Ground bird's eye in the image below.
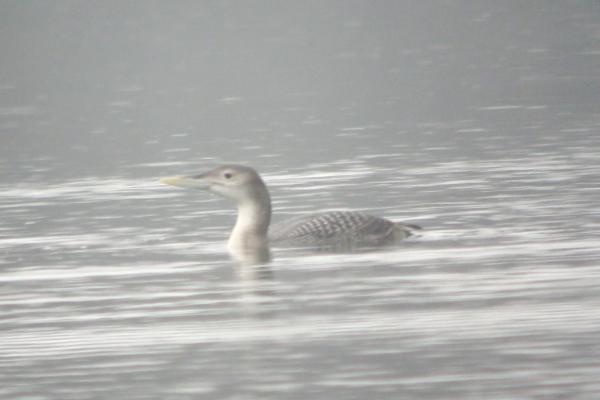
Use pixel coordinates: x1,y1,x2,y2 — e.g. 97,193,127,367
224,172,233,179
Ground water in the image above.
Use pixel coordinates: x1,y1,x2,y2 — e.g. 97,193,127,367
2,2,600,399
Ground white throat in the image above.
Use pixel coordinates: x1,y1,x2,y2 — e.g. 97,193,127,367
227,200,271,264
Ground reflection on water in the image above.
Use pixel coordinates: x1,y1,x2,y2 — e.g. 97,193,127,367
2,145,600,398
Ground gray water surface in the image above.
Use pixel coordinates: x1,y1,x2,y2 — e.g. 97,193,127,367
2,2,600,399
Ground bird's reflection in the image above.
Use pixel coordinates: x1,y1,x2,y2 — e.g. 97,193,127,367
234,262,273,281
232,258,281,318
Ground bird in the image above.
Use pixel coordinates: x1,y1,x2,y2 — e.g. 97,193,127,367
160,165,420,264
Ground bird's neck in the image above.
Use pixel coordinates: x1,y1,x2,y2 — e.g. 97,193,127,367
228,194,272,264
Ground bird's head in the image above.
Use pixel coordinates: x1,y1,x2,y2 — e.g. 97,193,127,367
160,164,268,204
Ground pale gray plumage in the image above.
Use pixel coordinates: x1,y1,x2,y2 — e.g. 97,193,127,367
160,165,420,262
270,211,418,250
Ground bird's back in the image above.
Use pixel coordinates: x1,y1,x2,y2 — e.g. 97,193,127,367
269,211,418,250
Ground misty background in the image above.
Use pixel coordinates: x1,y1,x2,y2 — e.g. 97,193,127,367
2,1,598,179
2,2,600,399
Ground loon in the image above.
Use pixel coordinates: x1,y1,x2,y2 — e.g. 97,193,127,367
160,165,420,264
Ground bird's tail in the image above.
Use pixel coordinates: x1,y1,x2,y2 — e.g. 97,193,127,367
393,222,422,239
